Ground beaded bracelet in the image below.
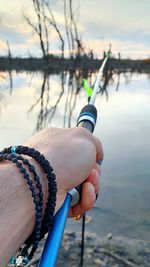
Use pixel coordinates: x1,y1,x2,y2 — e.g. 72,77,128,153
16,146,56,238
15,154,44,248
3,145,57,239
0,145,57,266
11,154,44,252
0,153,41,264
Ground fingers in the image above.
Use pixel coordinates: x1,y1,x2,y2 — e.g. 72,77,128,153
86,168,100,194
94,136,104,162
68,182,95,218
68,168,100,218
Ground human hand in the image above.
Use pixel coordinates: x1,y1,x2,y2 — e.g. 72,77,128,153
25,127,103,217
0,127,103,265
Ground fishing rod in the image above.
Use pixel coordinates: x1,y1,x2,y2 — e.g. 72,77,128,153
80,51,111,267
39,51,110,267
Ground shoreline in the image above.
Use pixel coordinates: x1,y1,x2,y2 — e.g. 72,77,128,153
27,231,150,267
0,57,150,73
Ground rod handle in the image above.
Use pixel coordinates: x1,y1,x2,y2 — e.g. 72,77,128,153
69,104,97,206
77,104,97,133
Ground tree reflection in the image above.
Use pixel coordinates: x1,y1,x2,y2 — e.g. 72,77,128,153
64,70,83,128
0,69,149,132
28,73,50,131
28,70,81,131
0,69,123,130
0,71,13,115
28,68,119,131
0,71,13,94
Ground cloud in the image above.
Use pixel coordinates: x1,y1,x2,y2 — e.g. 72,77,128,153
82,16,150,44
85,38,150,59
0,0,149,58
80,0,150,51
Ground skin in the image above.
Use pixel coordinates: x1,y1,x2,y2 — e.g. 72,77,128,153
0,127,103,265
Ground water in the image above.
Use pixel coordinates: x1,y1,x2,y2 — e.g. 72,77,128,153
0,71,150,241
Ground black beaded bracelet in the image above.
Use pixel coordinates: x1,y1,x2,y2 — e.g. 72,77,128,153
14,154,44,248
0,145,57,266
8,145,57,239
0,153,42,263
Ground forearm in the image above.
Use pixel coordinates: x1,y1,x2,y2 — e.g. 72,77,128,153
0,156,55,266
0,162,35,264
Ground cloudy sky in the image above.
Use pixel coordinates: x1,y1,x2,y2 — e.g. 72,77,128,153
0,0,150,59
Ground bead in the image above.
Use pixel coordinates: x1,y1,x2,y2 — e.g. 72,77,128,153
23,256,29,265
29,165,35,172
20,167,26,174
9,256,16,264
11,146,17,155
16,162,22,168
23,158,28,164
16,256,23,266
35,218,41,224
12,158,17,163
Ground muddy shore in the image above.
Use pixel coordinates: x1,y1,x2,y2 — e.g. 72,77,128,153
27,231,150,267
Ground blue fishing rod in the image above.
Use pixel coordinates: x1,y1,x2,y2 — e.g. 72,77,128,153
39,52,110,267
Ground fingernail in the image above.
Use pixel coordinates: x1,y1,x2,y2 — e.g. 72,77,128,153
97,159,103,166
89,183,95,201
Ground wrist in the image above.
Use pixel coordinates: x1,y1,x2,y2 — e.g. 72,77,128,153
0,163,35,264
0,145,57,264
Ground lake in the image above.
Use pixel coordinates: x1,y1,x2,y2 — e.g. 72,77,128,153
0,70,150,241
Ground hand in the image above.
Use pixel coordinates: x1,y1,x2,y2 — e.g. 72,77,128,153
0,127,103,264
25,127,103,216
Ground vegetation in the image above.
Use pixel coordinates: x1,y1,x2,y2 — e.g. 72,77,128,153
0,55,150,73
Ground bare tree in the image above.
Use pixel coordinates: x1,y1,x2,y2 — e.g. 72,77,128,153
6,41,13,93
25,0,84,60
25,0,65,59
69,0,85,58
24,0,49,58
41,0,49,56
68,0,75,58
64,0,85,59
64,0,72,58
43,1,65,59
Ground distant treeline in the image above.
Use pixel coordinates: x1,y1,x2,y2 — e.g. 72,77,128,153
0,56,150,73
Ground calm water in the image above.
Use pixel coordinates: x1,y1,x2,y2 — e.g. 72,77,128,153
0,71,150,241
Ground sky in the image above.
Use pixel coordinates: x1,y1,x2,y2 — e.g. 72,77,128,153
0,0,150,59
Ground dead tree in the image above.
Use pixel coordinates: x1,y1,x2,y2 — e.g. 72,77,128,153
64,0,85,59
24,0,49,58
25,0,84,60
64,0,72,58
25,0,65,59
68,0,75,58
6,41,13,93
69,0,85,58
44,1,65,59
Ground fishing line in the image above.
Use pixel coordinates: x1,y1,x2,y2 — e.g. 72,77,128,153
80,214,85,267
80,50,111,267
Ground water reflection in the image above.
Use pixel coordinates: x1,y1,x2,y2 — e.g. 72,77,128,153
0,70,150,241
28,69,125,130
26,69,121,131
28,72,51,131
0,71,13,94
36,70,83,130
0,70,149,132
0,71,13,115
